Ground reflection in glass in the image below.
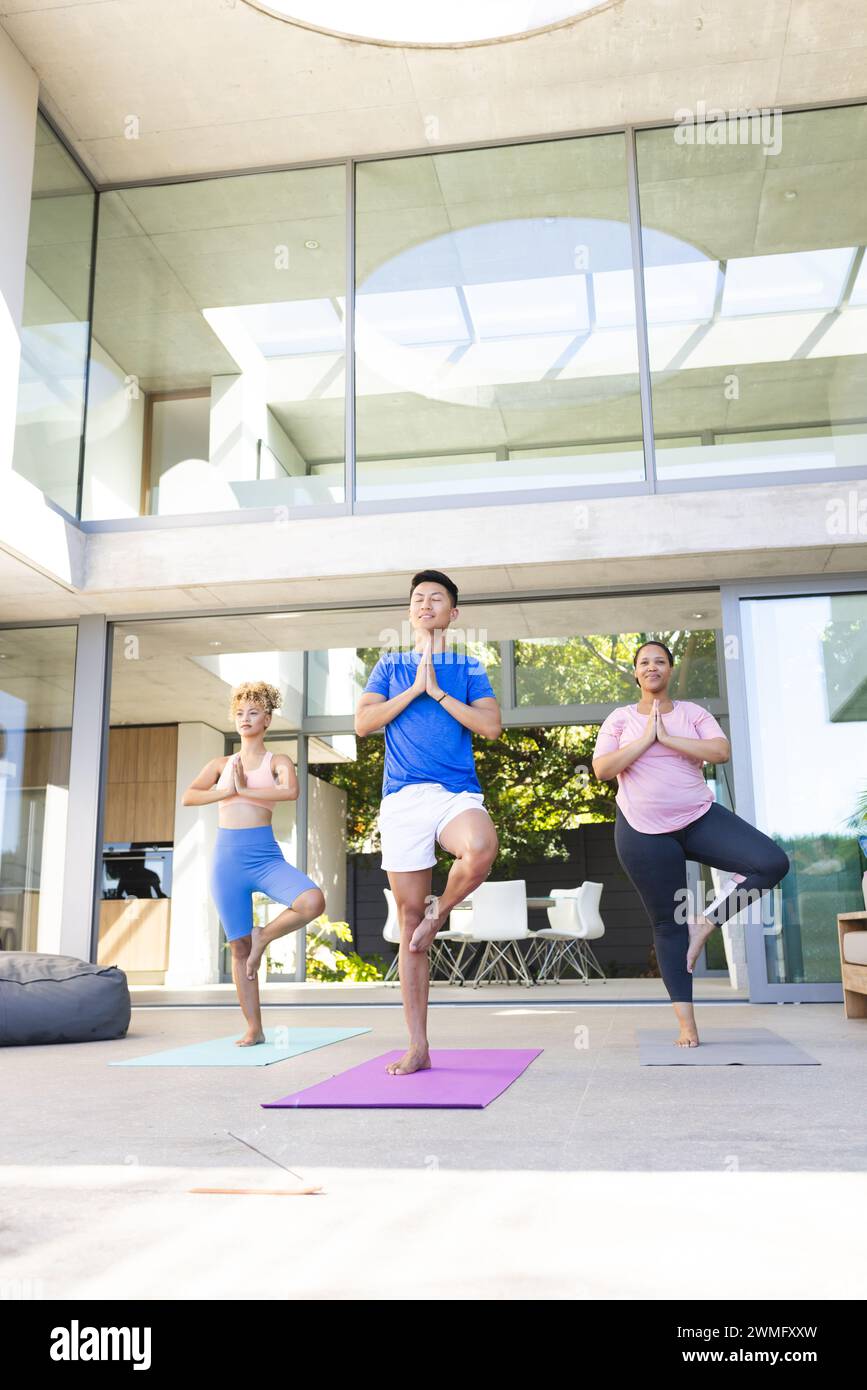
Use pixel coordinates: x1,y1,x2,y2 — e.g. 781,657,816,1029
741,592,867,984
515,628,719,706
12,117,96,515
82,167,346,519
355,137,644,500
307,649,377,718
0,626,76,953
636,108,867,481
307,639,502,715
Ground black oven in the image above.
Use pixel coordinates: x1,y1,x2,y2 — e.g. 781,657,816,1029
102,844,173,899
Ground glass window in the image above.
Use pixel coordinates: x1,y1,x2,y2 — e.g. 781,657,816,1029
513,596,721,706
82,167,346,519
636,106,867,481
0,625,77,952
12,117,96,515
740,591,867,984
104,616,305,986
354,135,645,501
307,637,502,717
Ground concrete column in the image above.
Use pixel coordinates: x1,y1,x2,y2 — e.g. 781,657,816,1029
166,722,224,987
37,783,69,954
308,773,347,924
60,614,109,962
0,29,38,474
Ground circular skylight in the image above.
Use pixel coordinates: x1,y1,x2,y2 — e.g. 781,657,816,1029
244,1,610,46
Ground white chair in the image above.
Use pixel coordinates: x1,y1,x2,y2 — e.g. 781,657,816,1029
381,888,401,982
533,883,608,984
532,890,586,983
436,902,475,984
448,881,533,988
380,887,469,984
571,881,607,981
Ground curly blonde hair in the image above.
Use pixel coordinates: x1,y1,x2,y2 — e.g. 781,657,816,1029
228,681,282,720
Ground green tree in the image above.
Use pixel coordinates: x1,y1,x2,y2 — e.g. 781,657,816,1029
316,628,718,870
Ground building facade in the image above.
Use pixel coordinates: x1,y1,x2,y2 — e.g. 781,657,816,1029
1,13,865,1003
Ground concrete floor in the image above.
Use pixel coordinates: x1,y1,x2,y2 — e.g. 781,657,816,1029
2,983,866,1300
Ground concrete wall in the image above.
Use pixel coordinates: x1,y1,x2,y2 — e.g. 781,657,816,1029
80,477,867,612
0,28,38,476
308,773,347,924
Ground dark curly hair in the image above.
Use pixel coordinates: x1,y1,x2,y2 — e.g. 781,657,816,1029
632,641,674,687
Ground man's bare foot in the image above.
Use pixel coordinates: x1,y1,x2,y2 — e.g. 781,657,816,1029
686,916,717,974
674,1025,700,1048
236,1028,266,1046
386,1045,431,1075
409,896,441,953
246,925,268,979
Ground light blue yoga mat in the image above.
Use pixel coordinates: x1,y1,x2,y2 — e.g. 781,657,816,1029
110,1026,371,1067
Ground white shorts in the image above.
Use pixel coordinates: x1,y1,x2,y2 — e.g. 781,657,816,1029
378,781,488,872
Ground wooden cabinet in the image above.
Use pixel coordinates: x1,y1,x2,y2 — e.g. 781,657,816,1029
98,899,171,983
104,726,177,843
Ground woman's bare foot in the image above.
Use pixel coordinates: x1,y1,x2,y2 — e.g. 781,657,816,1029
386,1045,431,1075
672,1002,699,1047
236,1028,266,1046
409,897,440,953
686,916,717,974
246,925,268,980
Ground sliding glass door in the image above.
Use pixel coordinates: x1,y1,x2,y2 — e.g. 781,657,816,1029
725,580,867,1000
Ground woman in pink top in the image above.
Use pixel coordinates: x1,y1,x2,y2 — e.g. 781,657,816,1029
182,681,324,1047
593,642,789,1048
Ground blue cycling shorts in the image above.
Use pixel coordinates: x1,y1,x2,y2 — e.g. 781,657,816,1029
210,825,319,942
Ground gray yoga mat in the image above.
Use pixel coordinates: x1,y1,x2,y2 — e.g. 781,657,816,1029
636,1027,820,1066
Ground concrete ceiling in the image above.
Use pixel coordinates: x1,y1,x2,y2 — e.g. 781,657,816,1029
3,0,866,184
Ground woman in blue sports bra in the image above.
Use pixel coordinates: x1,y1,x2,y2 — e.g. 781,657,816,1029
181,680,324,1046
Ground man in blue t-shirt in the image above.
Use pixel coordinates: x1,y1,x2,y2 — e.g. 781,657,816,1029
355,568,502,1076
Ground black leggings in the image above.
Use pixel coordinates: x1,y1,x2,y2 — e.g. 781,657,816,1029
614,802,790,1003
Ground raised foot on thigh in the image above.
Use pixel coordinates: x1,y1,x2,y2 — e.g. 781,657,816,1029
245,925,268,979
409,900,440,953
386,1045,431,1075
686,917,717,974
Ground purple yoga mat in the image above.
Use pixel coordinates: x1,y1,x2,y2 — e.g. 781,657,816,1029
261,1048,543,1109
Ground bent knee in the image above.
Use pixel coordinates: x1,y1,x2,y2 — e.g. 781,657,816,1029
462,839,498,870
767,850,790,884
297,887,326,917
396,903,426,931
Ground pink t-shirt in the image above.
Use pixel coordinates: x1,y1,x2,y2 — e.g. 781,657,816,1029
593,700,726,834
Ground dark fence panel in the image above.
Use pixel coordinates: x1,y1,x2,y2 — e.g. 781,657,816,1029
349,822,654,977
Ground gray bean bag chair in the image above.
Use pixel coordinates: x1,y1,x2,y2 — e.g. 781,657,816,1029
0,953,130,1046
